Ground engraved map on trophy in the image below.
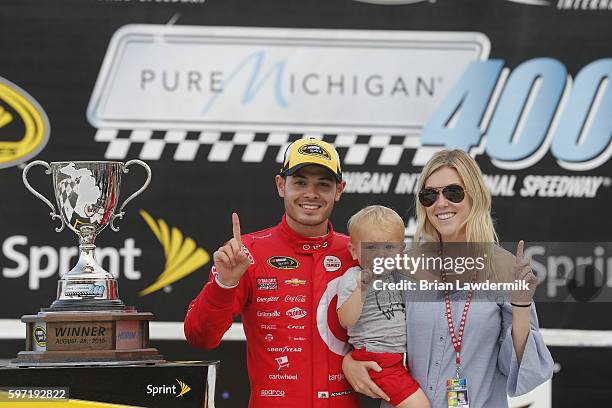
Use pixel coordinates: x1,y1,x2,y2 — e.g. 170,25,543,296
57,163,106,226
12,160,164,366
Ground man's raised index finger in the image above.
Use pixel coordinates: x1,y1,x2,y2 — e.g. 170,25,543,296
232,212,243,244
516,240,524,264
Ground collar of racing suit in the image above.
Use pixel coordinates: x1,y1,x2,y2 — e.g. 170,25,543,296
279,213,336,255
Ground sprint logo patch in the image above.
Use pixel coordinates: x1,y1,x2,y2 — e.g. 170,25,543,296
146,378,191,398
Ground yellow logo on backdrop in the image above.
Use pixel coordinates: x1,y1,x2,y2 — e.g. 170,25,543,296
176,379,191,398
139,210,210,296
0,77,49,169
0,106,12,128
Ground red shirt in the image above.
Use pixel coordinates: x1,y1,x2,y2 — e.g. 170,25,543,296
184,214,359,407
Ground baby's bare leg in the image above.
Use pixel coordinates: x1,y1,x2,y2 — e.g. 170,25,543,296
395,387,430,408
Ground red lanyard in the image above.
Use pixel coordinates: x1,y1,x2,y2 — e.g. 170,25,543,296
440,271,475,370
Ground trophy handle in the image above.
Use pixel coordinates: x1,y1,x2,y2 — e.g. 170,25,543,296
110,159,151,232
22,160,66,233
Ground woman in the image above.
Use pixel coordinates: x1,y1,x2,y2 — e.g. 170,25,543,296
342,149,553,408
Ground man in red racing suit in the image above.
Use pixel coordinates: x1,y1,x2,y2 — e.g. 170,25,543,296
184,139,360,407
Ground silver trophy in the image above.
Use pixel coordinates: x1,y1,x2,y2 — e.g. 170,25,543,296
23,160,151,310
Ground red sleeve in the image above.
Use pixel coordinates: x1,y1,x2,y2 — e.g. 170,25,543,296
183,264,251,350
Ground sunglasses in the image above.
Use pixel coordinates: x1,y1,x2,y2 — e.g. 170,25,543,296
418,184,465,207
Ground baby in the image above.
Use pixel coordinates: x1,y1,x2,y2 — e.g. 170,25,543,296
337,205,430,408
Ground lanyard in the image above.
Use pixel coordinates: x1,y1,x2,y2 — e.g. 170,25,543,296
441,270,475,378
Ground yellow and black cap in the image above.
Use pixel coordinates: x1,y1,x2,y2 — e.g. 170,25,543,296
279,138,342,182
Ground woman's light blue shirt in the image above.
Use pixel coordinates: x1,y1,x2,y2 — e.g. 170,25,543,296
381,288,554,408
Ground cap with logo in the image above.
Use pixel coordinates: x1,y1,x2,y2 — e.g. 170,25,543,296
279,138,342,182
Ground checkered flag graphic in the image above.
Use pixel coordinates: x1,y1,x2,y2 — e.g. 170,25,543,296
94,129,442,166
57,178,79,221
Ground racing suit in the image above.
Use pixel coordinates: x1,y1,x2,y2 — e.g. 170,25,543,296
184,214,359,407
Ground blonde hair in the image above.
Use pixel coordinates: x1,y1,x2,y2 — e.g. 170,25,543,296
347,205,405,239
413,150,498,244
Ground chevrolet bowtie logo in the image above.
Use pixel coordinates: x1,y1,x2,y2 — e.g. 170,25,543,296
285,278,306,286
176,379,191,398
139,210,210,296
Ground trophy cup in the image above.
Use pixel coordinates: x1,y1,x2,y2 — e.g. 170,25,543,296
12,160,164,366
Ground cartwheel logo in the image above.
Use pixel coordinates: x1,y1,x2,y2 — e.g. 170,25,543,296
139,210,210,295
275,355,289,370
0,76,49,169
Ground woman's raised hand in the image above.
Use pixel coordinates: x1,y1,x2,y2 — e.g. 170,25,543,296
512,240,537,304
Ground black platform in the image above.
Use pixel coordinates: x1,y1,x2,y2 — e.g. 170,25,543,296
0,360,218,407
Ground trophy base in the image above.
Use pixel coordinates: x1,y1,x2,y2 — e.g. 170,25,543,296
12,350,164,367
12,309,164,367
46,298,126,311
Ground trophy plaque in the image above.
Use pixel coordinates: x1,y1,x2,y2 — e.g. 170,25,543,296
12,160,164,366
